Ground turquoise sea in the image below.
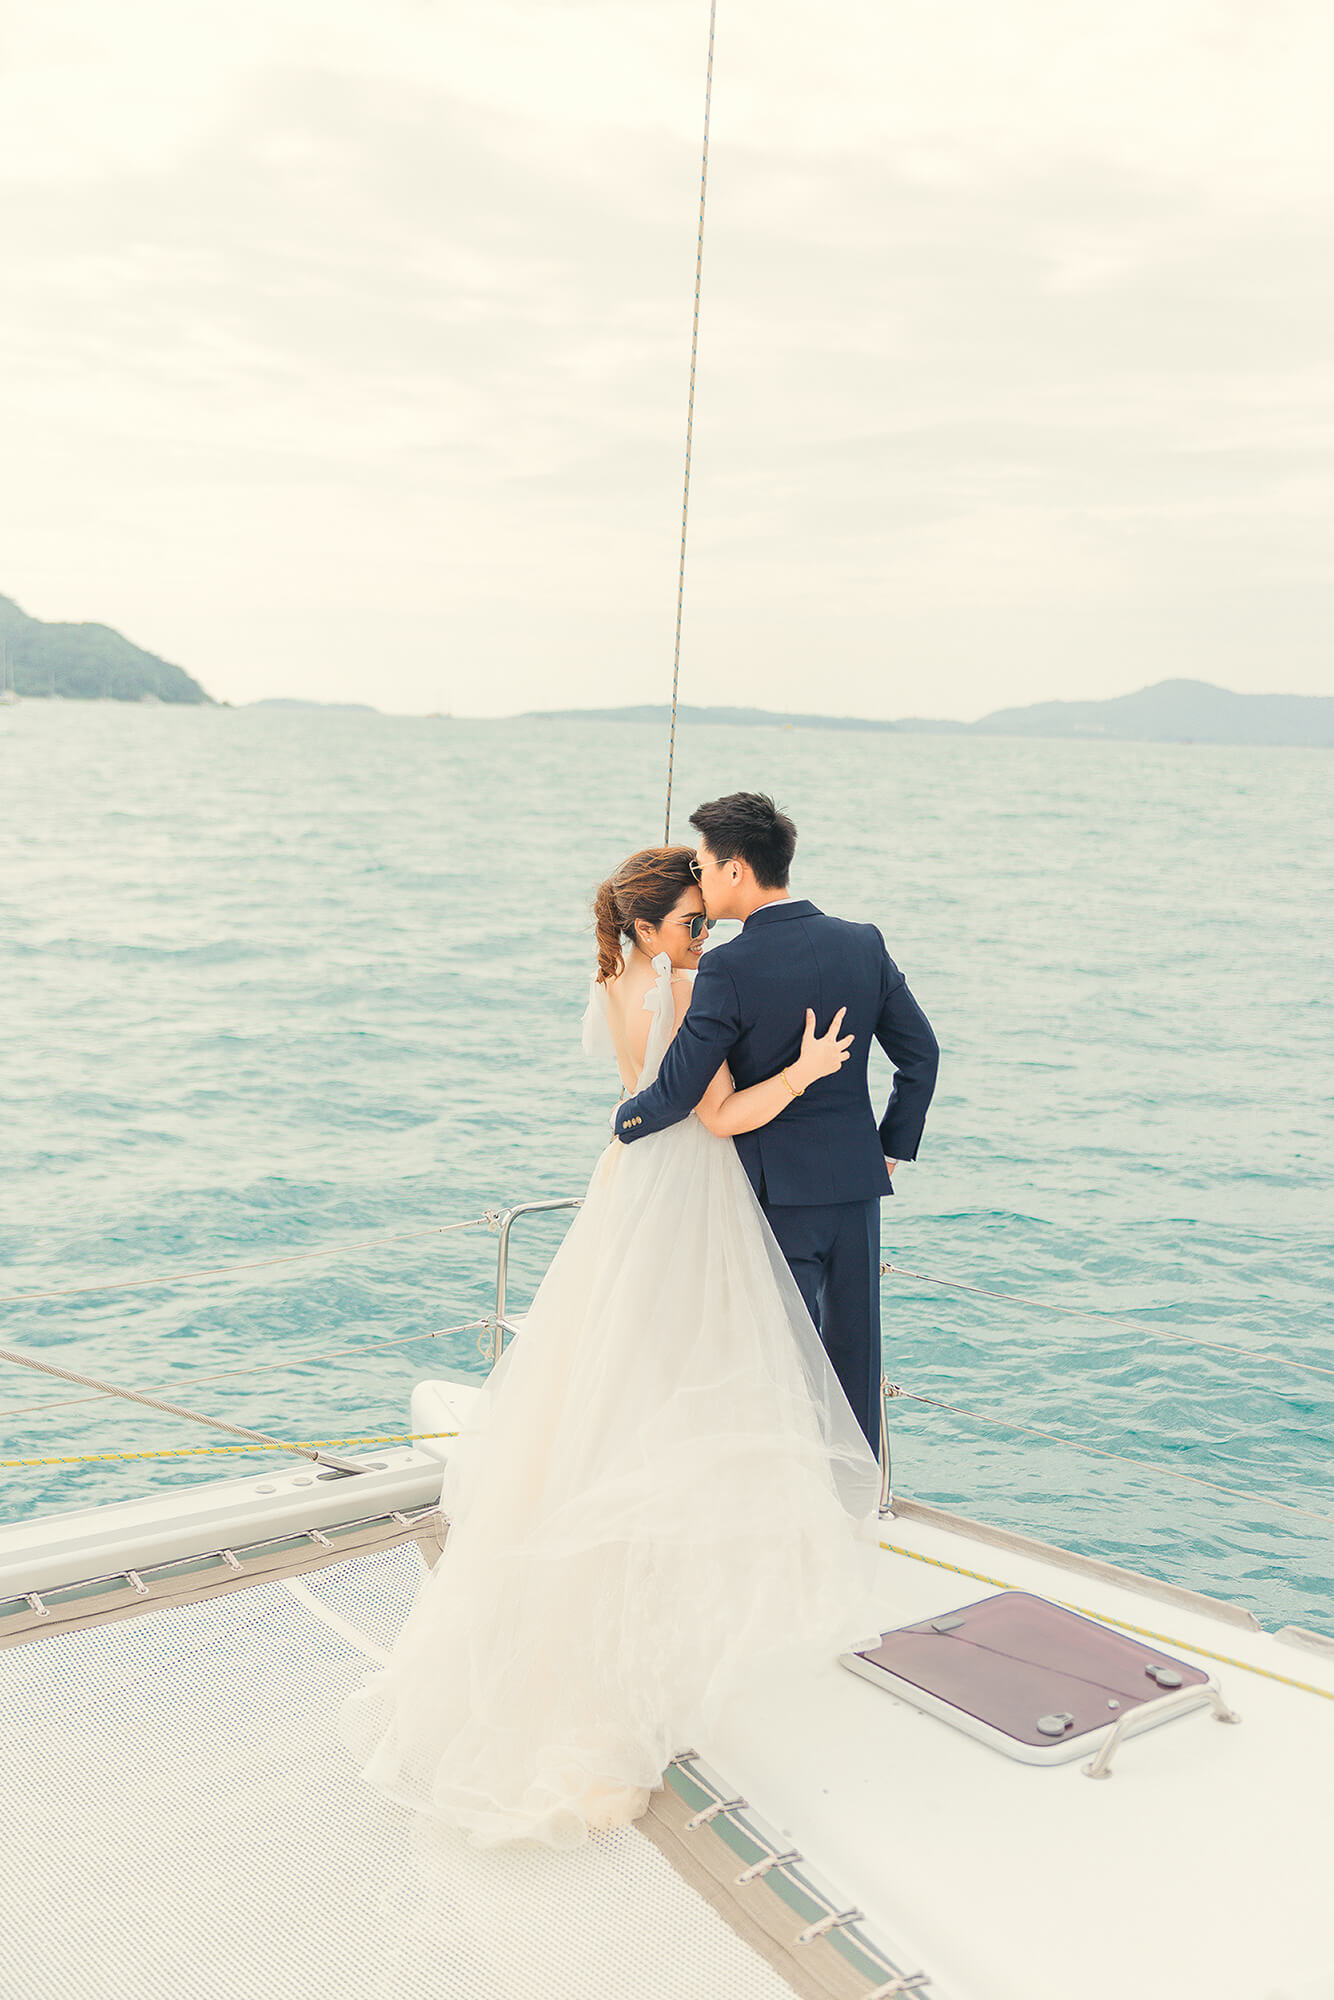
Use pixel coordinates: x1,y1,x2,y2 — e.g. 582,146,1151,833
2,701,1331,1634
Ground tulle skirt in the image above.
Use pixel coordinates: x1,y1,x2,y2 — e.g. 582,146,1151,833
337,1115,883,1850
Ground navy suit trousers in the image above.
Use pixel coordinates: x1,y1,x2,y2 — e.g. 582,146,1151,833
760,1196,882,1452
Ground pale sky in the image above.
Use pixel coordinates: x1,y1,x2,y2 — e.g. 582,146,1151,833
1,0,1331,718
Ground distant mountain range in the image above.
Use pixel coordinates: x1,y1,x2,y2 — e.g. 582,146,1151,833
0,593,211,703
947,680,1334,747
526,703,899,734
4,585,1328,747
527,681,1333,748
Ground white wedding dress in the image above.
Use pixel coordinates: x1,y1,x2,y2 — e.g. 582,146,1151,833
338,952,883,1850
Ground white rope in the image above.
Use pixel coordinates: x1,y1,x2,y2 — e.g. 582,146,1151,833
0,1339,332,1464
898,1387,1334,1529
280,1576,393,1664
0,1215,495,1308
663,0,717,844
882,1259,1334,1387
0,1318,491,1424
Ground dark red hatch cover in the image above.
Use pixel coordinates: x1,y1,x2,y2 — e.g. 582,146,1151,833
846,1592,1211,1750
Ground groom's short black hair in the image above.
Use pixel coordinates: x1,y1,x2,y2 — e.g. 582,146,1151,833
689,792,796,890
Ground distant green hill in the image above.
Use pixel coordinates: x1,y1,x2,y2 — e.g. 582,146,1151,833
0,593,212,703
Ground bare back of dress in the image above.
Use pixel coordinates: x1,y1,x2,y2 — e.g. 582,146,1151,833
581,948,679,1093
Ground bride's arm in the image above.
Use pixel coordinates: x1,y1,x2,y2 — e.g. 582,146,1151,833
693,1008,853,1136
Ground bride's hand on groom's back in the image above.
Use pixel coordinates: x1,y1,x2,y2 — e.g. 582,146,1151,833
792,1006,854,1091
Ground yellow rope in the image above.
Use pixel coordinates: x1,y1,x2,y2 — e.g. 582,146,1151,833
877,1537,1334,1703
14,1427,1330,1703
9,1434,1329,1702
1,1431,459,1470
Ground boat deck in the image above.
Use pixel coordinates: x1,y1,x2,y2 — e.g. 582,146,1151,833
712,1497,1334,2000
2,1373,1331,2000
412,1375,1334,2000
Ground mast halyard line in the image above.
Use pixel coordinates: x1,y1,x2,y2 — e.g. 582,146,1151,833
664,0,717,845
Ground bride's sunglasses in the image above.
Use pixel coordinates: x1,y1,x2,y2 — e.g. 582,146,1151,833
670,913,716,943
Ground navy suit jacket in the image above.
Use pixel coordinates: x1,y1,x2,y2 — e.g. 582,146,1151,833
613,900,939,1205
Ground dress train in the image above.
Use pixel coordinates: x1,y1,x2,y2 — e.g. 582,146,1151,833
338,954,883,1848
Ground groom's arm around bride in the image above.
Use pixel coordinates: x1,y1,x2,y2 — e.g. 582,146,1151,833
614,792,938,1447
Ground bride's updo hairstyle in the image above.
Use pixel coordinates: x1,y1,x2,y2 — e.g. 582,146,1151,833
592,846,697,983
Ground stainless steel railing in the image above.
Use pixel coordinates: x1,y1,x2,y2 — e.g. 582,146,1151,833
488,1197,896,1518
490,1200,585,1363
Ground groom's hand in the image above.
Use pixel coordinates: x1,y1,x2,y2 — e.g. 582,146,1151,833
885,1158,898,1178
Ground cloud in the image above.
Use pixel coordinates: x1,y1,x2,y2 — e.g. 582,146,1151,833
0,2,1331,715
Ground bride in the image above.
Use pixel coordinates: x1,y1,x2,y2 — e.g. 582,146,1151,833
338,845,884,1850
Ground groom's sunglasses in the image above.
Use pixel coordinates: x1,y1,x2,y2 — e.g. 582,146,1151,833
672,913,716,942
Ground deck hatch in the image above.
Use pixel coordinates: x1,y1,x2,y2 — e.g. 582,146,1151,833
842,1591,1214,1765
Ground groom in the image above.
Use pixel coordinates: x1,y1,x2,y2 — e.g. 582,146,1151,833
614,792,939,1450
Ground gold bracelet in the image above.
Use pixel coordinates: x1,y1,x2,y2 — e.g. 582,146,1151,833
781,1068,804,1099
